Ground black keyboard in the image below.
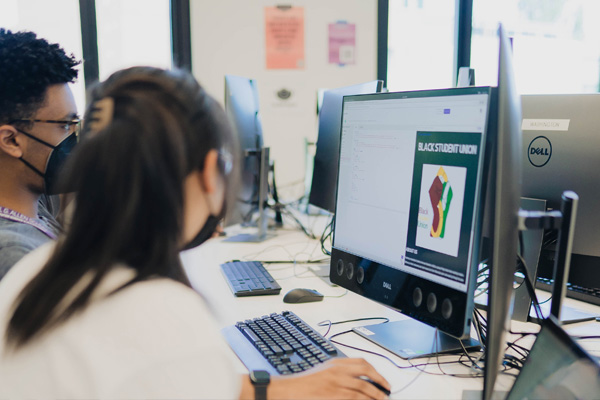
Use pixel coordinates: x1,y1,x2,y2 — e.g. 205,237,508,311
222,311,345,375
221,261,282,297
536,277,600,306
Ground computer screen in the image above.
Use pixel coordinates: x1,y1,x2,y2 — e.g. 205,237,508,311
507,316,600,399
331,87,491,343
224,75,264,227
309,80,383,213
521,94,600,289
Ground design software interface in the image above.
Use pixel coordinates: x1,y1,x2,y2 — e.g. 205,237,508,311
334,92,489,292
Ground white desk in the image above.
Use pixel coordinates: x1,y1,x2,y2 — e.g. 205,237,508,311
181,222,600,399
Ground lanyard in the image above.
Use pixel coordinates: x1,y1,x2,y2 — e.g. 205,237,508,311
0,206,58,240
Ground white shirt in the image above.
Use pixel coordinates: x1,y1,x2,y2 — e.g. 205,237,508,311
0,243,240,399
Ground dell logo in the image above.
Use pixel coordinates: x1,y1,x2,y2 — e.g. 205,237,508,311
383,282,392,290
530,147,549,156
527,136,552,167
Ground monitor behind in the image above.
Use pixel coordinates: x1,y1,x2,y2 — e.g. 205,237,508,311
224,75,264,229
309,80,383,213
521,94,600,288
224,75,263,151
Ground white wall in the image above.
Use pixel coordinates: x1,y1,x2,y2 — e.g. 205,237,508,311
190,0,378,199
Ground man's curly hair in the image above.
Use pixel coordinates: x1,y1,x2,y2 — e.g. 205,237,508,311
0,29,80,125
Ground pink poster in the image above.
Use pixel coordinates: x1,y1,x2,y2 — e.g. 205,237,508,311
265,6,305,69
329,22,356,65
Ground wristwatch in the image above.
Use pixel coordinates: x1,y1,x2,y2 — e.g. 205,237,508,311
249,370,270,400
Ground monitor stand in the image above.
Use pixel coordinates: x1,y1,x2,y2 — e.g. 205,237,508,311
528,301,596,325
352,319,480,360
225,147,275,243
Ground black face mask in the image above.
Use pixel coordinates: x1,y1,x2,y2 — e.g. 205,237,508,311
182,201,227,251
182,150,232,251
17,129,77,195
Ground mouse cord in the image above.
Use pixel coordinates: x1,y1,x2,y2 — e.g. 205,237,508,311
322,290,349,299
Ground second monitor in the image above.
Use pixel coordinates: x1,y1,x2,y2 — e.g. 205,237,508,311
521,94,600,291
309,80,383,213
224,75,271,242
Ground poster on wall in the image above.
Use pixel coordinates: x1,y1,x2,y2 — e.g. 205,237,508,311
265,6,305,69
329,21,356,65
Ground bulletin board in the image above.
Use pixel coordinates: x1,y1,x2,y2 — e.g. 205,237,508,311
190,0,378,195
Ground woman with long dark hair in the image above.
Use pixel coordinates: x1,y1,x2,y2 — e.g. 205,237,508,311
0,67,389,399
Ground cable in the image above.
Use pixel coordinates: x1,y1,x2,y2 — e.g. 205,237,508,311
316,317,390,337
517,231,544,320
318,320,333,337
327,327,488,380
323,290,348,299
573,335,600,340
328,330,414,369
391,336,432,395
317,317,390,327
258,259,330,264
272,203,317,239
320,215,334,256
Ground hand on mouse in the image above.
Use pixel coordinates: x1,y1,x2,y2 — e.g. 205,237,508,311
239,358,390,399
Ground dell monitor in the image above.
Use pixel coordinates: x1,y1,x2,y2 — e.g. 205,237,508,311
309,80,384,212
224,75,270,241
330,85,492,357
330,24,522,399
521,94,600,290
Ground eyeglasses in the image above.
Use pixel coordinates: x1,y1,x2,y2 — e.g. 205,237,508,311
10,118,82,138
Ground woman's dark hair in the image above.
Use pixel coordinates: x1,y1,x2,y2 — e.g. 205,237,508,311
6,67,239,348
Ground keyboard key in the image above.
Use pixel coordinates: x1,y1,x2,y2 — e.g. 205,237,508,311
242,328,260,343
281,344,293,354
271,345,284,356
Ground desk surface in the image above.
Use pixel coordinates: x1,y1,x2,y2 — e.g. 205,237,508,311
180,220,600,399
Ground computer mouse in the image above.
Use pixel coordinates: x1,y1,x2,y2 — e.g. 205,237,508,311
283,288,324,304
359,376,391,397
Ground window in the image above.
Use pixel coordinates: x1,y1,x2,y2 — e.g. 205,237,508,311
95,0,171,80
471,0,600,93
0,0,86,113
387,0,457,91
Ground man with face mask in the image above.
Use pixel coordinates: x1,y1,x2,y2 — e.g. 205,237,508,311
0,29,80,279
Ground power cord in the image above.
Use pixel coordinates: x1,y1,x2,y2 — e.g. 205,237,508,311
316,317,390,337
269,203,317,239
320,215,335,256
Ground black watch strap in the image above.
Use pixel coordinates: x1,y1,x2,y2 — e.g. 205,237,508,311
250,370,270,400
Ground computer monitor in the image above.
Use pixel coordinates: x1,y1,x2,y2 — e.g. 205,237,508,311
223,75,270,241
330,85,492,357
521,94,600,289
309,80,384,213
482,24,523,400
